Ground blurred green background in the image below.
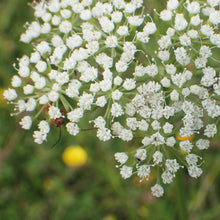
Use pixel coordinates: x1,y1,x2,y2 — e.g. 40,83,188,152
0,0,220,219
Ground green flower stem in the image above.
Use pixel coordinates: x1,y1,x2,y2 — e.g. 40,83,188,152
156,166,161,184
175,170,188,220
59,94,73,112
33,103,47,119
104,98,113,124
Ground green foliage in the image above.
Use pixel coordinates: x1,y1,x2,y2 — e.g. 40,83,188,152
0,0,220,219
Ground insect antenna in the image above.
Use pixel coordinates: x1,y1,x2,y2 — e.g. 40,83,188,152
51,126,62,148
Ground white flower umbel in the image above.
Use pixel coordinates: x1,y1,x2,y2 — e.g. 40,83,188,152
5,0,220,198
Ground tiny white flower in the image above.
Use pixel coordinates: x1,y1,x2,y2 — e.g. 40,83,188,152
48,106,62,119
135,149,147,161
59,20,72,33
114,152,128,164
204,124,217,138
66,122,80,136
186,154,200,166
111,103,124,117
11,75,22,87
19,116,32,130
120,165,133,179
33,131,47,144
97,128,112,141
188,165,202,178
3,88,17,101
151,184,164,197
163,122,173,134
38,120,50,134
196,139,210,150
179,140,193,153
162,171,174,184
137,165,151,180
153,151,163,165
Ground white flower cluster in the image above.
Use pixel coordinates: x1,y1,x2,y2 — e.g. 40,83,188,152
4,0,220,197
114,0,220,197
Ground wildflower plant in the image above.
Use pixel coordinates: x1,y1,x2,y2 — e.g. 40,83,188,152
4,0,220,197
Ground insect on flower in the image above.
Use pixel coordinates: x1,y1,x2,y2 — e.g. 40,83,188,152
50,118,64,148
134,156,142,162
44,102,66,148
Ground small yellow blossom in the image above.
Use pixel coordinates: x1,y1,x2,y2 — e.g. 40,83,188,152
176,132,194,141
62,145,88,167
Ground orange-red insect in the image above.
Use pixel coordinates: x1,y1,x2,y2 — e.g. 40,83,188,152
43,102,66,148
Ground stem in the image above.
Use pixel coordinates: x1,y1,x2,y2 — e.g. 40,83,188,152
59,94,73,112
175,170,188,220
33,103,47,119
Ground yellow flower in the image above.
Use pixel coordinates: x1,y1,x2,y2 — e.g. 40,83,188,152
176,132,194,141
62,145,88,167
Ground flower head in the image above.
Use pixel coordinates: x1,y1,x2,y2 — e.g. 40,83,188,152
5,0,220,197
